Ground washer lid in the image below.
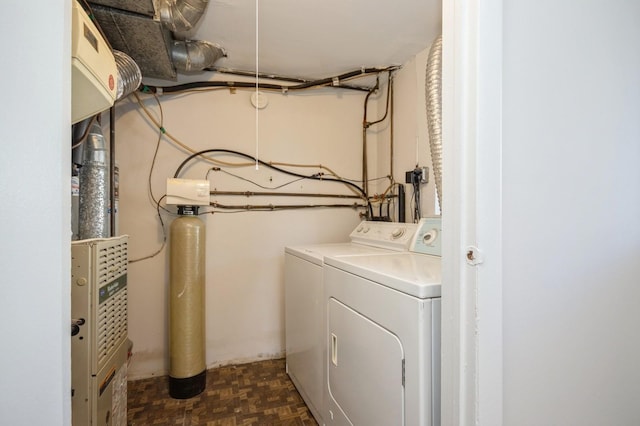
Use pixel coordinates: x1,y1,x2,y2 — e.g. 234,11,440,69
285,243,394,265
324,252,442,298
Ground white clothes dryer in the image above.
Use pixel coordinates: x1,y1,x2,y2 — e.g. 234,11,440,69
284,221,419,425
322,217,442,426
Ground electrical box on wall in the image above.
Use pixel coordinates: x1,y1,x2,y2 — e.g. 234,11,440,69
405,167,429,185
166,178,211,206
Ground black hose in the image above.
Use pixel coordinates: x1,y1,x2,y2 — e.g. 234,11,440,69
204,67,371,91
146,67,399,94
173,148,373,217
361,88,375,196
366,71,393,127
398,184,406,223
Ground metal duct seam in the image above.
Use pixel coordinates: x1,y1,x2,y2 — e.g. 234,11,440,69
425,35,443,212
158,0,209,33
171,40,226,73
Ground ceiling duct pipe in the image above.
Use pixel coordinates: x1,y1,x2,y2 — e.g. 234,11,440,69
158,0,209,33
171,40,226,72
425,35,443,212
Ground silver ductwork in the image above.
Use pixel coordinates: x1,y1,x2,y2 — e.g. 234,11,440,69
89,0,225,79
425,35,443,212
157,0,210,33
113,50,142,100
171,40,226,72
79,123,110,239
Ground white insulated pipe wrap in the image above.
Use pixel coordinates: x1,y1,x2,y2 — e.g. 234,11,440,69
169,215,206,379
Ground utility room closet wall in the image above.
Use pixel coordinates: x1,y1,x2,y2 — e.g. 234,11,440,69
115,80,382,379
375,47,439,220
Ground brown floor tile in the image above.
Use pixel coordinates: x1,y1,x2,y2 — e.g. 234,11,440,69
128,358,318,426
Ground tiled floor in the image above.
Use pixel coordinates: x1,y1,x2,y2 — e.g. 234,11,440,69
127,358,319,425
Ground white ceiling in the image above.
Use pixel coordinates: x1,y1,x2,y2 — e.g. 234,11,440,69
186,0,442,80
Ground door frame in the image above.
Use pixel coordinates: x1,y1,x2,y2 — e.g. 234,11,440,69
441,0,504,424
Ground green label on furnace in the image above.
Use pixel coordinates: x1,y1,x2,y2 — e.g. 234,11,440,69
99,275,127,304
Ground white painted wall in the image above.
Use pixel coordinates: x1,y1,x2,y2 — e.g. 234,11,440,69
117,53,442,378
444,0,640,424
0,2,71,425
376,47,440,220
116,83,383,378
500,1,640,424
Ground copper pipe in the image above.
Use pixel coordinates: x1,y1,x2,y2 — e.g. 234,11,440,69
209,202,365,211
210,190,361,198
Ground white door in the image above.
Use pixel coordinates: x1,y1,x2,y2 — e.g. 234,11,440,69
327,298,404,426
442,0,640,424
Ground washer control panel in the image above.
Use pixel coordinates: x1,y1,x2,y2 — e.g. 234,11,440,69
411,217,442,256
349,221,419,250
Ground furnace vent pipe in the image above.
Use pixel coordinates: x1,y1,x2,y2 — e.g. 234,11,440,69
158,0,209,33
78,122,109,239
425,35,443,212
171,40,226,73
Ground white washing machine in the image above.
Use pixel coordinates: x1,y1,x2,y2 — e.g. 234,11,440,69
323,217,442,426
285,221,419,425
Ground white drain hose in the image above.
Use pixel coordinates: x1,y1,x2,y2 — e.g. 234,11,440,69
425,35,443,212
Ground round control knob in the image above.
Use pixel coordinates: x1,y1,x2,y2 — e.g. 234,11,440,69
423,229,438,246
362,226,370,233
391,228,405,239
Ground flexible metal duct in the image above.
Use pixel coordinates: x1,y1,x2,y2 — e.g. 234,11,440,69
71,117,93,166
171,40,226,72
113,50,142,100
79,123,110,239
71,117,94,240
425,35,443,212
158,0,209,33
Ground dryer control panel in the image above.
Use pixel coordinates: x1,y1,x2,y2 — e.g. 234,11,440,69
412,217,442,256
349,221,418,251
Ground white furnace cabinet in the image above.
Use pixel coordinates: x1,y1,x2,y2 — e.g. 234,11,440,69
71,236,129,426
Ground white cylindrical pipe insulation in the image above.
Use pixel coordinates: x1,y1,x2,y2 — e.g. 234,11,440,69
169,208,206,399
